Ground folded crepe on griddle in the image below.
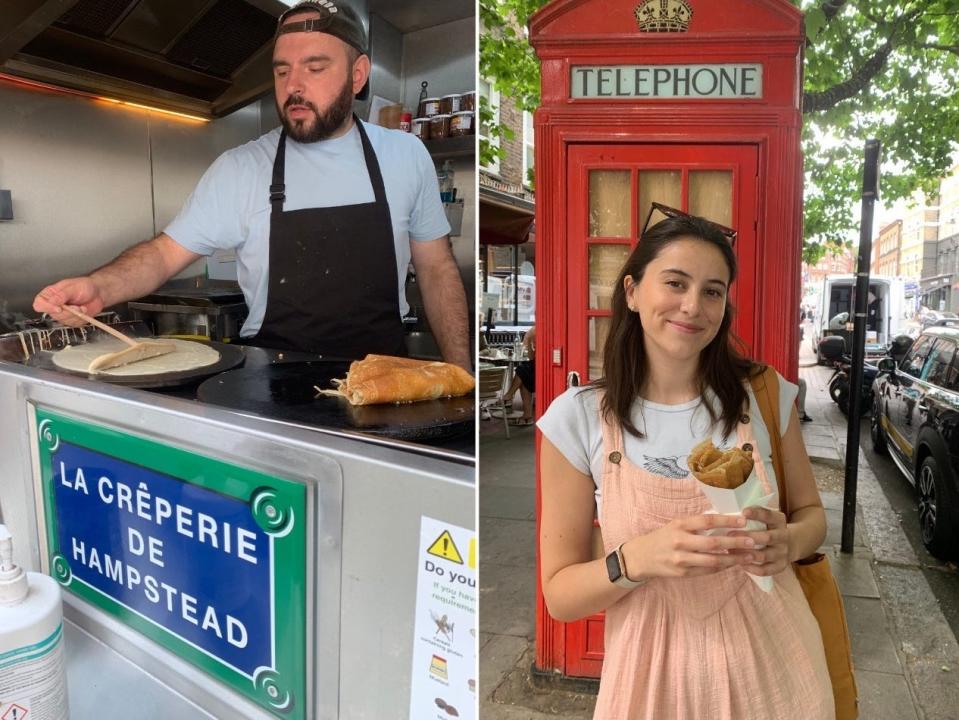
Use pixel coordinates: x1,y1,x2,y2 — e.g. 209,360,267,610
321,354,475,405
344,354,438,384
687,439,754,490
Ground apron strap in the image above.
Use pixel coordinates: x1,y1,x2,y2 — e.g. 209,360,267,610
354,117,388,206
270,129,288,212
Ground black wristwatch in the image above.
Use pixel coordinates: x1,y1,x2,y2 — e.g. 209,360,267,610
605,543,647,589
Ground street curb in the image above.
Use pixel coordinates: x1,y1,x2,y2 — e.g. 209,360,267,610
810,454,844,471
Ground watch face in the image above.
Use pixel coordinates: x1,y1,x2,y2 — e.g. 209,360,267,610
605,550,622,583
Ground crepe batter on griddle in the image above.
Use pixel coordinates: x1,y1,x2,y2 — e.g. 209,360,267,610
52,338,220,376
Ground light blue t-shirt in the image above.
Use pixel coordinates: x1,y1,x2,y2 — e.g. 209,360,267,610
164,121,450,337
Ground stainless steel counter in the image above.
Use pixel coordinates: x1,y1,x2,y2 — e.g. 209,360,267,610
0,361,475,719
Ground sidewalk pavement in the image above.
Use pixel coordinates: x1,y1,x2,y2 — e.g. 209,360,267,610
480,346,959,719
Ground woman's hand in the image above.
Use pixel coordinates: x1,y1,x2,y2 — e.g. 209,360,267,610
734,506,791,575
622,514,758,580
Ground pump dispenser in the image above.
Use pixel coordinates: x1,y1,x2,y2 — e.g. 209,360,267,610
0,524,69,719
0,526,29,605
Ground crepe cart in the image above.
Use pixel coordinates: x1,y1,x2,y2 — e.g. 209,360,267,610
0,320,476,718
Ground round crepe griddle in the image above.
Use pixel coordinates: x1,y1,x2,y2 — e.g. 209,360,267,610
27,340,245,388
196,361,475,441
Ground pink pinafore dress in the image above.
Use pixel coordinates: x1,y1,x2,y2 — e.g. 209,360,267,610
593,405,834,719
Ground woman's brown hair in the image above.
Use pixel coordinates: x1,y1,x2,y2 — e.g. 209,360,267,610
592,214,760,440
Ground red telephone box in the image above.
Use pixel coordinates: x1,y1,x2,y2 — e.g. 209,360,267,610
530,0,805,678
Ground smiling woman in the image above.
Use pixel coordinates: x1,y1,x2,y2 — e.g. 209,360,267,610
606,214,745,439
535,211,836,719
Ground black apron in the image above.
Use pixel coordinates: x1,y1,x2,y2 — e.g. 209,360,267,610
250,117,407,358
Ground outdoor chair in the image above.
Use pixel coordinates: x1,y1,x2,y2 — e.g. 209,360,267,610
478,365,510,438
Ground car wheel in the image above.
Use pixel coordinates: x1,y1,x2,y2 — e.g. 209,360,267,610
917,455,957,559
870,399,887,455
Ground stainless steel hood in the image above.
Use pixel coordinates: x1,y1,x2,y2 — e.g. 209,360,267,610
0,0,290,119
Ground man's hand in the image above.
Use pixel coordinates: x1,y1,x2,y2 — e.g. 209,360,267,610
34,278,105,326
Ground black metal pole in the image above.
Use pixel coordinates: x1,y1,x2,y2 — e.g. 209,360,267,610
841,139,881,553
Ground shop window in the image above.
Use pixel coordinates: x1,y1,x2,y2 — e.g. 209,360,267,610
523,111,534,188
482,243,536,327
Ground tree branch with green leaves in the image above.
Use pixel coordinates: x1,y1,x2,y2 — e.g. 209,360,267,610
480,0,959,265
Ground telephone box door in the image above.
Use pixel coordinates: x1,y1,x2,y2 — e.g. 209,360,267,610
559,142,759,677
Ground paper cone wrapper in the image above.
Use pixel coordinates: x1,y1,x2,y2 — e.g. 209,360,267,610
696,469,776,593
696,467,766,513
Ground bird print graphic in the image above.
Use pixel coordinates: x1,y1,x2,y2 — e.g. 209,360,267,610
642,455,689,479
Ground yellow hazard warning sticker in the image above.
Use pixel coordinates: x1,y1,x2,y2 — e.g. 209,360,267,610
427,530,463,564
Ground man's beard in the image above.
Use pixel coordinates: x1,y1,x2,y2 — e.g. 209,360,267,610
277,76,355,143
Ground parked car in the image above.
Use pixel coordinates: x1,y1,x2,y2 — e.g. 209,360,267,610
920,310,959,329
871,327,959,559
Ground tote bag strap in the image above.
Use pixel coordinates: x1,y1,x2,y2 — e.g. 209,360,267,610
748,366,790,514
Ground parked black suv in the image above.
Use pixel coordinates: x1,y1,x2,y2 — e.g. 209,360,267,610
871,327,959,559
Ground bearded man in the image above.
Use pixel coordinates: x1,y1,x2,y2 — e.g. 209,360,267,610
34,1,470,369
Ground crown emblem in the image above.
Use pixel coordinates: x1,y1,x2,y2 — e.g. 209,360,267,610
634,0,693,32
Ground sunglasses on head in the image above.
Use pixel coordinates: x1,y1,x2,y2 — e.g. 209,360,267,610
641,202,738,246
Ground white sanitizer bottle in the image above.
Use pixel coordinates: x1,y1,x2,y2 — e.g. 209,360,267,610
0,524,69,719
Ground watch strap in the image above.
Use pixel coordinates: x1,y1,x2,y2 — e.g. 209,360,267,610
607,543,647,589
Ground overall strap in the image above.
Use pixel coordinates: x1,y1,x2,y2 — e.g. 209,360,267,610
749,366,789,513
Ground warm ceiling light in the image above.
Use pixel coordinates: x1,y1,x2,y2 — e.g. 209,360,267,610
0,72,210,123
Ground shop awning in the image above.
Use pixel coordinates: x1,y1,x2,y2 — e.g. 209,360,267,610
480,186,535,245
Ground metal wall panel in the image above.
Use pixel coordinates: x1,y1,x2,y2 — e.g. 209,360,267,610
361,13,403,121
0,83,153,316
0,82,261,318
401,17,475,107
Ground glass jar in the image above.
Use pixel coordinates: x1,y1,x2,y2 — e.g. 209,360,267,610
429,114,451,139
459,91,476,112
411,117,430,140
449,111,474,136
439,94,461,115
417,97,441,118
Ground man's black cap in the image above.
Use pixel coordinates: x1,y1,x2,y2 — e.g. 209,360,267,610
276,1,370,100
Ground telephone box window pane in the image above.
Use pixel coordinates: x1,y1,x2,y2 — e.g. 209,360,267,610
589,245,630,309
638,170,681,232
689,171,733,227
589,317,611,380
589,170,631,237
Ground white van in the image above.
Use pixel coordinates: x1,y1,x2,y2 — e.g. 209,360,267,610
812,274,907,361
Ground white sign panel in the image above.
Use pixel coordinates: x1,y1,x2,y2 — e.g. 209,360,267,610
571,64,763,99
409,517,477,720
